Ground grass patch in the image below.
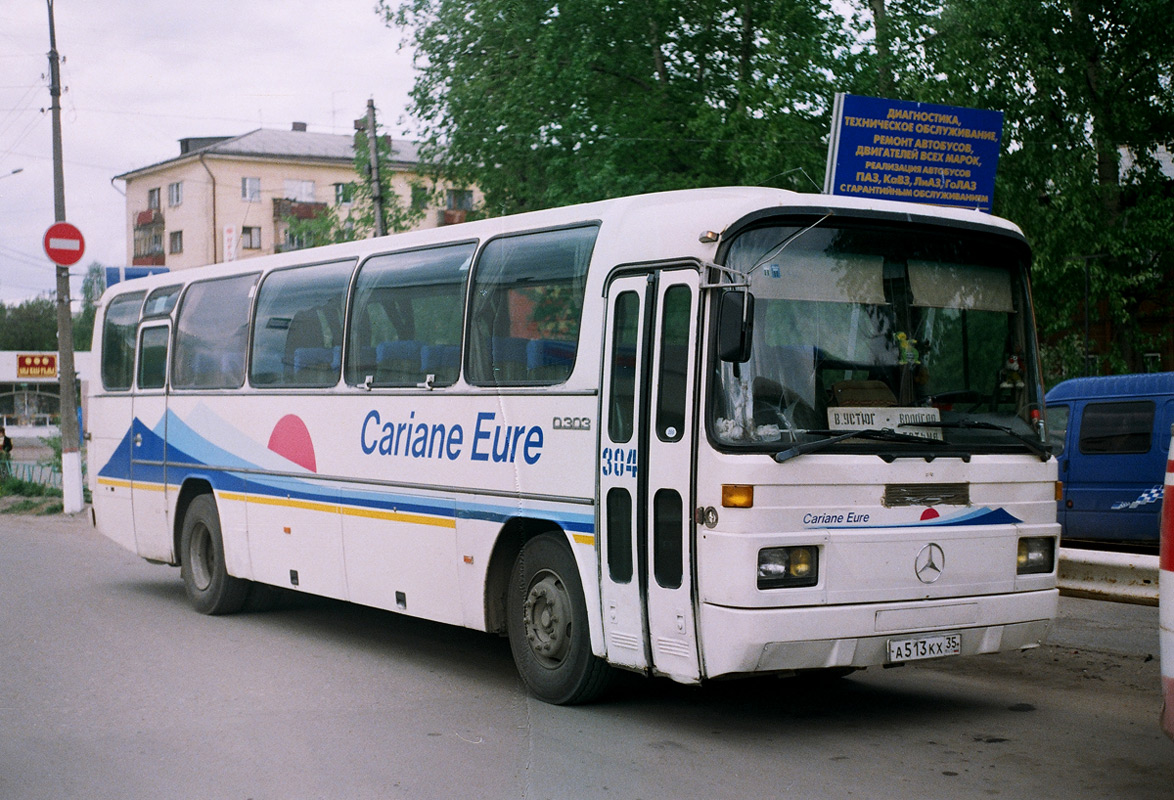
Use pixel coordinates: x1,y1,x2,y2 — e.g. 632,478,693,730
0,475,61,498
1,498,50,514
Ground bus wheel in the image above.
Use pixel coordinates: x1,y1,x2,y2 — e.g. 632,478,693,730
507,533,611,705
180,494,249,615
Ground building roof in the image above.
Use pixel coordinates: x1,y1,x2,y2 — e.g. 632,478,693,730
115,126,423,180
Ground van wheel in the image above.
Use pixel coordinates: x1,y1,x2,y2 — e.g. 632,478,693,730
180,494,249,615
507,533,612,704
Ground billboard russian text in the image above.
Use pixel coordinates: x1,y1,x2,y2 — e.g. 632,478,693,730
824,93,1003,212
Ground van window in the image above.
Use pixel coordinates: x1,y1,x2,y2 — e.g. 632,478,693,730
467,225,597,386
1045,404,1068,455
1078,401,1154,455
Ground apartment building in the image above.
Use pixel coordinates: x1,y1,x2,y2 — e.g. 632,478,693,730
115,123,479,270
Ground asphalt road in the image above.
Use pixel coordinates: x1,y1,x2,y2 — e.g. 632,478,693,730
1,511,1170,800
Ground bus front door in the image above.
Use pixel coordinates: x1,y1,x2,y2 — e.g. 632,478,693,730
599,268,701,684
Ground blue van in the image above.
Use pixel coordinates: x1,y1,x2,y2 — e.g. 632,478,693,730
1045,373,1174,546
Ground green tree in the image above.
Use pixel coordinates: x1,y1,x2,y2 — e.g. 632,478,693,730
0,296,57,350
283,121,433,249
382,0,849,214
918,0,1174,378
71,262,107,352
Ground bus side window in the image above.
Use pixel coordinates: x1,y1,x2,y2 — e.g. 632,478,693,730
249,260,354,388
100,292,145,391
467,225,597,386
137,326,169,390
347,243,475,388
172,273,258,390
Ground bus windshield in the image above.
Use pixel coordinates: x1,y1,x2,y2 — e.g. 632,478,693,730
712,218,1044,455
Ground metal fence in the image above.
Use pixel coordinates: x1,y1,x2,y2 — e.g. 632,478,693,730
1,460,62,489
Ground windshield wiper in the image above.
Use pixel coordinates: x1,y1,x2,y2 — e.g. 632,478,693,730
902,420,1051,461
774,428,947,464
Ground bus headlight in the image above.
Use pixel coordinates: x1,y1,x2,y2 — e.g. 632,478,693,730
1017,537,1055,575
758,546,819,589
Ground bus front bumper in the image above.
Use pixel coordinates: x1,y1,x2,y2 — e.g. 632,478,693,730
697,588,1058,679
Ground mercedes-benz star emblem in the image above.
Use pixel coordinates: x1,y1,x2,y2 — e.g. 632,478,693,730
915,543,945,584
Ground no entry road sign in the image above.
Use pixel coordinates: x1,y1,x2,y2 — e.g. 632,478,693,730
43,221,86,266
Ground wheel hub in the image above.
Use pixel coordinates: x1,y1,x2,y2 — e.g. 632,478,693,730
522,572,572,667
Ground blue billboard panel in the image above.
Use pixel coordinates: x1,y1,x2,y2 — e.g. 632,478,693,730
105,266,169,287
824,93,1003,212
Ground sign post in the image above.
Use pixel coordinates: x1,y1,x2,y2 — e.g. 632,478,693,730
43,221,85,267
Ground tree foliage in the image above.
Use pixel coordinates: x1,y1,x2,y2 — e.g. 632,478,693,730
283,122,434,249
383,0,851,213
383,0,1174,377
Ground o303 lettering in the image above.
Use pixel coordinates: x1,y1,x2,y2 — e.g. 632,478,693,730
600,447,638,477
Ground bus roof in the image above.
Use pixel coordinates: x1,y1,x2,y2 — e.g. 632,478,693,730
1046,372,1174,403
99,186,1028,304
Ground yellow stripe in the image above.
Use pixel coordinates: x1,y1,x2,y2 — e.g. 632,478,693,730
95,477,167,492
572,533,596,546
237,491,456,529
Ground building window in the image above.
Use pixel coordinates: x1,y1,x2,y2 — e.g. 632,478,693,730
283,179,315,202
446,188,474,211
242,177,261,202
169,230,183,254
334,182,356,205
168,181,183,207
147,188,161,210
241,226,262,249
411,184,430,212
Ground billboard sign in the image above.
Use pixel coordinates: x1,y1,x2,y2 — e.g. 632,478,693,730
824,93,1004,212
17,353,58,379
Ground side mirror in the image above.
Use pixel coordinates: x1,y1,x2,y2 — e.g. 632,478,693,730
717,290,754,363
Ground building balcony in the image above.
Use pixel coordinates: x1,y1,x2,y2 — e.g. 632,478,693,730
135,209,163,228
273,198,328,221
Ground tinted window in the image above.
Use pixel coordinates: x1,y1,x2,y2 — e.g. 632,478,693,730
467,226,597,386
137,326,169,390
1079,401,1154,455
656,286,692,441
608,291,640,443
101,292,144,391
142,285,182,318
653,488,683,589
172,273,258,389
250,260,353,387
606,488,633,583
347,244,474,387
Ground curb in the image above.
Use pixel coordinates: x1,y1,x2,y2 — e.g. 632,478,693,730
1059,547,1160,606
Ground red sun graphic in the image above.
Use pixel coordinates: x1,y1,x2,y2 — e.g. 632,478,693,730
920,508,940,521
268,414,317,472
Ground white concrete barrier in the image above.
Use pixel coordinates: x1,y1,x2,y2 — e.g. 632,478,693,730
1059,547,1160,605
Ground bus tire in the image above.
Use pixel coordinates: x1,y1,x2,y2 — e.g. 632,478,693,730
506,533,612,705
179,494,249,615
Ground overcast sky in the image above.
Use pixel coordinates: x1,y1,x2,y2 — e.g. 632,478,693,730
0,0,419,306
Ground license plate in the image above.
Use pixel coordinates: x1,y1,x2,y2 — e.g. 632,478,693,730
887,633,962,662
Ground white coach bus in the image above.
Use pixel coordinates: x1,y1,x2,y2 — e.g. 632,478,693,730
88,187,1059,704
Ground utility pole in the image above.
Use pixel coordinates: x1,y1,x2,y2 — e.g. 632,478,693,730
46,0,84,514
364,99,387,237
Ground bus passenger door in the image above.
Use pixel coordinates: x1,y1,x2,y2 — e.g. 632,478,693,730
130,323,172,562
599,269,701,684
